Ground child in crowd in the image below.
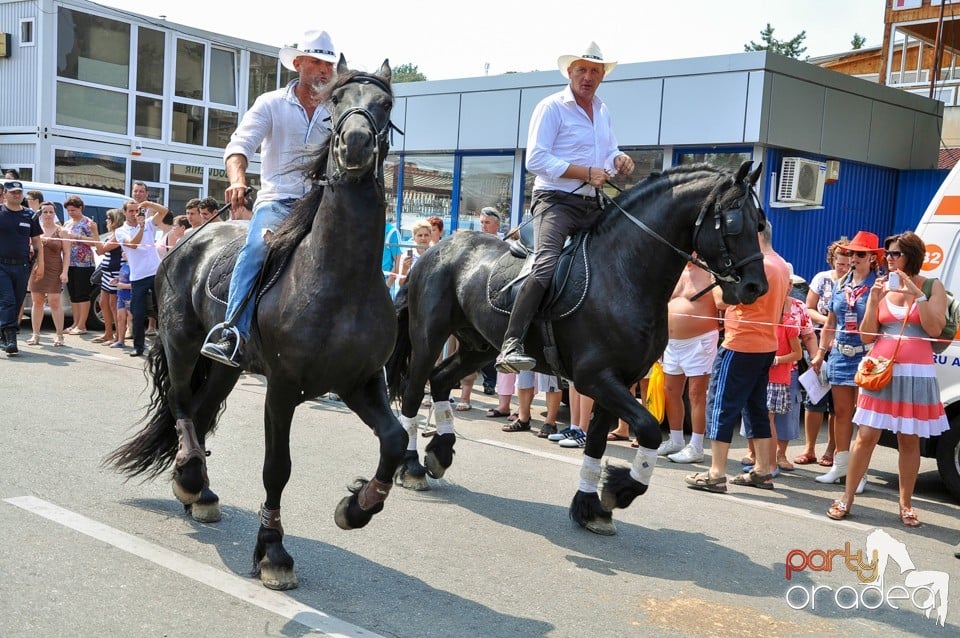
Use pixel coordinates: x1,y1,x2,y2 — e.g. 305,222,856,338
110,261,132,349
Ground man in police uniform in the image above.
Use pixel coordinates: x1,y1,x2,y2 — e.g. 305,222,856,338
0,181,44,355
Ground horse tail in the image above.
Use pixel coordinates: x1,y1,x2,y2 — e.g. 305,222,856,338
104,344,181,480
385,286,411,402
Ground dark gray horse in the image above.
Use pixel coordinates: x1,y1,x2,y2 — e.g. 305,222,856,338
386,161,768,535
107,58,404,589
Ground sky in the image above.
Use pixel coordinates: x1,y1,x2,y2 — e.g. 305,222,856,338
93,0,886,80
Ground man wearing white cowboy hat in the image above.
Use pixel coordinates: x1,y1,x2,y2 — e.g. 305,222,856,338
496,41,634,375
202,29,338,367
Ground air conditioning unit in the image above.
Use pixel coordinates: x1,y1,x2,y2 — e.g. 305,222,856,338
778,157,826,206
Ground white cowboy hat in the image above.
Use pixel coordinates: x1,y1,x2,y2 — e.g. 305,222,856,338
557,41,617,78
279,30,337,71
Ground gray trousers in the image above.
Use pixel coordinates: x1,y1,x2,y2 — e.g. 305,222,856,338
530,190,604,287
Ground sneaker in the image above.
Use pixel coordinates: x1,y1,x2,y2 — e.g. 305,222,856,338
548,427,579,442
667,444,704,464
656,439,685,456
558,429,587,448
200,328,242,368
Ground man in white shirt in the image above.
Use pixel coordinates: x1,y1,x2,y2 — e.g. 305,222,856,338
495,42,634,373
114,199,161,356
201,29,337,367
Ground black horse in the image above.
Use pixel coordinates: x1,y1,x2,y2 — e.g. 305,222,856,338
386,161,768,535
107,58,405,589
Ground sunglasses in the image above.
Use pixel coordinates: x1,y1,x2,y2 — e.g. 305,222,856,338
885,250,903,259
840,250,870,258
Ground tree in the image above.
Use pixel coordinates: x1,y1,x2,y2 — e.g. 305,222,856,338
851,33,866,50
393,63,427,83
744,23,807,59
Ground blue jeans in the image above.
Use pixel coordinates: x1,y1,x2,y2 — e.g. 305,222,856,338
131,275,156,350
0,262,30,330
224,199,295,339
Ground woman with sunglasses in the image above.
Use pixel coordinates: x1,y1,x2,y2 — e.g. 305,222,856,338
809,230,884,491
826,232,949,525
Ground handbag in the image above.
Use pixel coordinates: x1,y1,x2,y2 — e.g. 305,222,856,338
854,308,911,391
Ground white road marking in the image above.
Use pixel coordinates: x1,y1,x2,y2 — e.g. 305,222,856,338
4,496,384,638
478,439,582,466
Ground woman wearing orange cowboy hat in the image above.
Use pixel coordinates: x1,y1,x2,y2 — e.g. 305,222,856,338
808,230,885,492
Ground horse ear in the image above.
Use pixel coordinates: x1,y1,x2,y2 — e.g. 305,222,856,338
378,59,392,83
748,162,763,186
337,54,349,76
734,160,753,183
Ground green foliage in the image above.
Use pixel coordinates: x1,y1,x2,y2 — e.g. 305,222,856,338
744,22,808,59
851,33,866,50
393,63,427,83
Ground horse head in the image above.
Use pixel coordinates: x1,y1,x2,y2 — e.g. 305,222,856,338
324,56,394,181
692,160,768,305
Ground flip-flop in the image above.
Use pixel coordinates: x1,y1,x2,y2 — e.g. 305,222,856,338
454,402,472,411
793,452,818,465
899,508,921,528
827,500,849,520
486,408,510,418
607,432,630,441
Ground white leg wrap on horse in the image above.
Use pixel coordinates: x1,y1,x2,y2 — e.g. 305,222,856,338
578,455,602,493
432,400,455,435
400,414,418,451
630,447,658,485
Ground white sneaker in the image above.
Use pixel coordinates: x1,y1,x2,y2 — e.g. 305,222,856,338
656,439,685,456
558,429,587,448
667,444,704,464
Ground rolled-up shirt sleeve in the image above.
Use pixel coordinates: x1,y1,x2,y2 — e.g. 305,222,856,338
224,94,271,162
525,101,569,181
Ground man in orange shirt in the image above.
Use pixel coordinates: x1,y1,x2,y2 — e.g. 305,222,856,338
686,221,789,493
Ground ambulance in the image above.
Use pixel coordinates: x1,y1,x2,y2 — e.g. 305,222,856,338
909,163,960,501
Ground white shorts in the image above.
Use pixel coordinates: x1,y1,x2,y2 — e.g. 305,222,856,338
661,330,719,377
537,374,560,393
513,372,559,392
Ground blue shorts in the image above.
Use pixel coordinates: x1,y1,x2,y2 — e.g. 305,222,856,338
706,347,775,444
117,296,131,312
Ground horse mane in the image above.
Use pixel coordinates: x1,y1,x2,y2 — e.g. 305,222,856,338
592,163,732,236
265,69,388,270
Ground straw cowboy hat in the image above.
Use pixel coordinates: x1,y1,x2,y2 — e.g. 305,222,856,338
557,41,617,78
279,30,337,71
845,230,885,257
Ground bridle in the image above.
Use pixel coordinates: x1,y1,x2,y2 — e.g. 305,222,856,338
602,178,765,287
321,75,402,186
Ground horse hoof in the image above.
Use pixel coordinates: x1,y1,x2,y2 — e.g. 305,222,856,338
394,467,430,491
585,518,617,536
334,495,353,530
172,480,199,506
259,560,298,590
424,451,446,479
190,497,221,523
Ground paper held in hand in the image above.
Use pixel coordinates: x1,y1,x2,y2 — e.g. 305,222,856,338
799,368,831,404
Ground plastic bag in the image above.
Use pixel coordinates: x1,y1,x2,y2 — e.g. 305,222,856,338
645,361,666,422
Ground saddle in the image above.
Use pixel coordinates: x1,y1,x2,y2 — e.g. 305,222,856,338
205,235,285,308
487,228,591,320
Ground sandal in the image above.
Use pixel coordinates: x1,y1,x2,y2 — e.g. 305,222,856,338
777,455,795,471
53,335,64,347
684,472,727,493
899,507,921,528
793,452,818,465
537,423,558,438
827,500,849,520
454,402,472,411
502,418,530,432
818,454,834,467
607,432,630,441
26,334,40,346
730,469,774,490
630,439,640,448
485,408,511,418
740,455,756,466
91,336,109,343
66,327,87,335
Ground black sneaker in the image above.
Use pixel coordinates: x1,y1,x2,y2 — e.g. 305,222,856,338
5,340,18,355
200,330,242,368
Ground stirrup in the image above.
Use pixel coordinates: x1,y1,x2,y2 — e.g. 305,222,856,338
200,323,242,367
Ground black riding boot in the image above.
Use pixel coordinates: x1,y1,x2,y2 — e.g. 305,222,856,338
3,327,19,355
496,279,547,373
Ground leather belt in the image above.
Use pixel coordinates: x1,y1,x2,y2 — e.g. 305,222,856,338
0,258,27,266
837,343,868,357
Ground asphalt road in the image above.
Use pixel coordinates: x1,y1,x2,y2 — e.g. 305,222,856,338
1,332,958,637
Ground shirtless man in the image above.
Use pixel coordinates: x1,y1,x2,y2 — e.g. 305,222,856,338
657,260,720,463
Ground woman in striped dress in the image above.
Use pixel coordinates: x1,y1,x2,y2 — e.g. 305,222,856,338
826,231,949,526
92,209,125,345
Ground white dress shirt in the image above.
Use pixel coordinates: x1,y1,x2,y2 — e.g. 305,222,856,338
224,79,332,203
525,85,624,196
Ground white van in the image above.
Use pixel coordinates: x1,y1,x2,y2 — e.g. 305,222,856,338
17,180,130,233
17,181,130,331
908,164,960,501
